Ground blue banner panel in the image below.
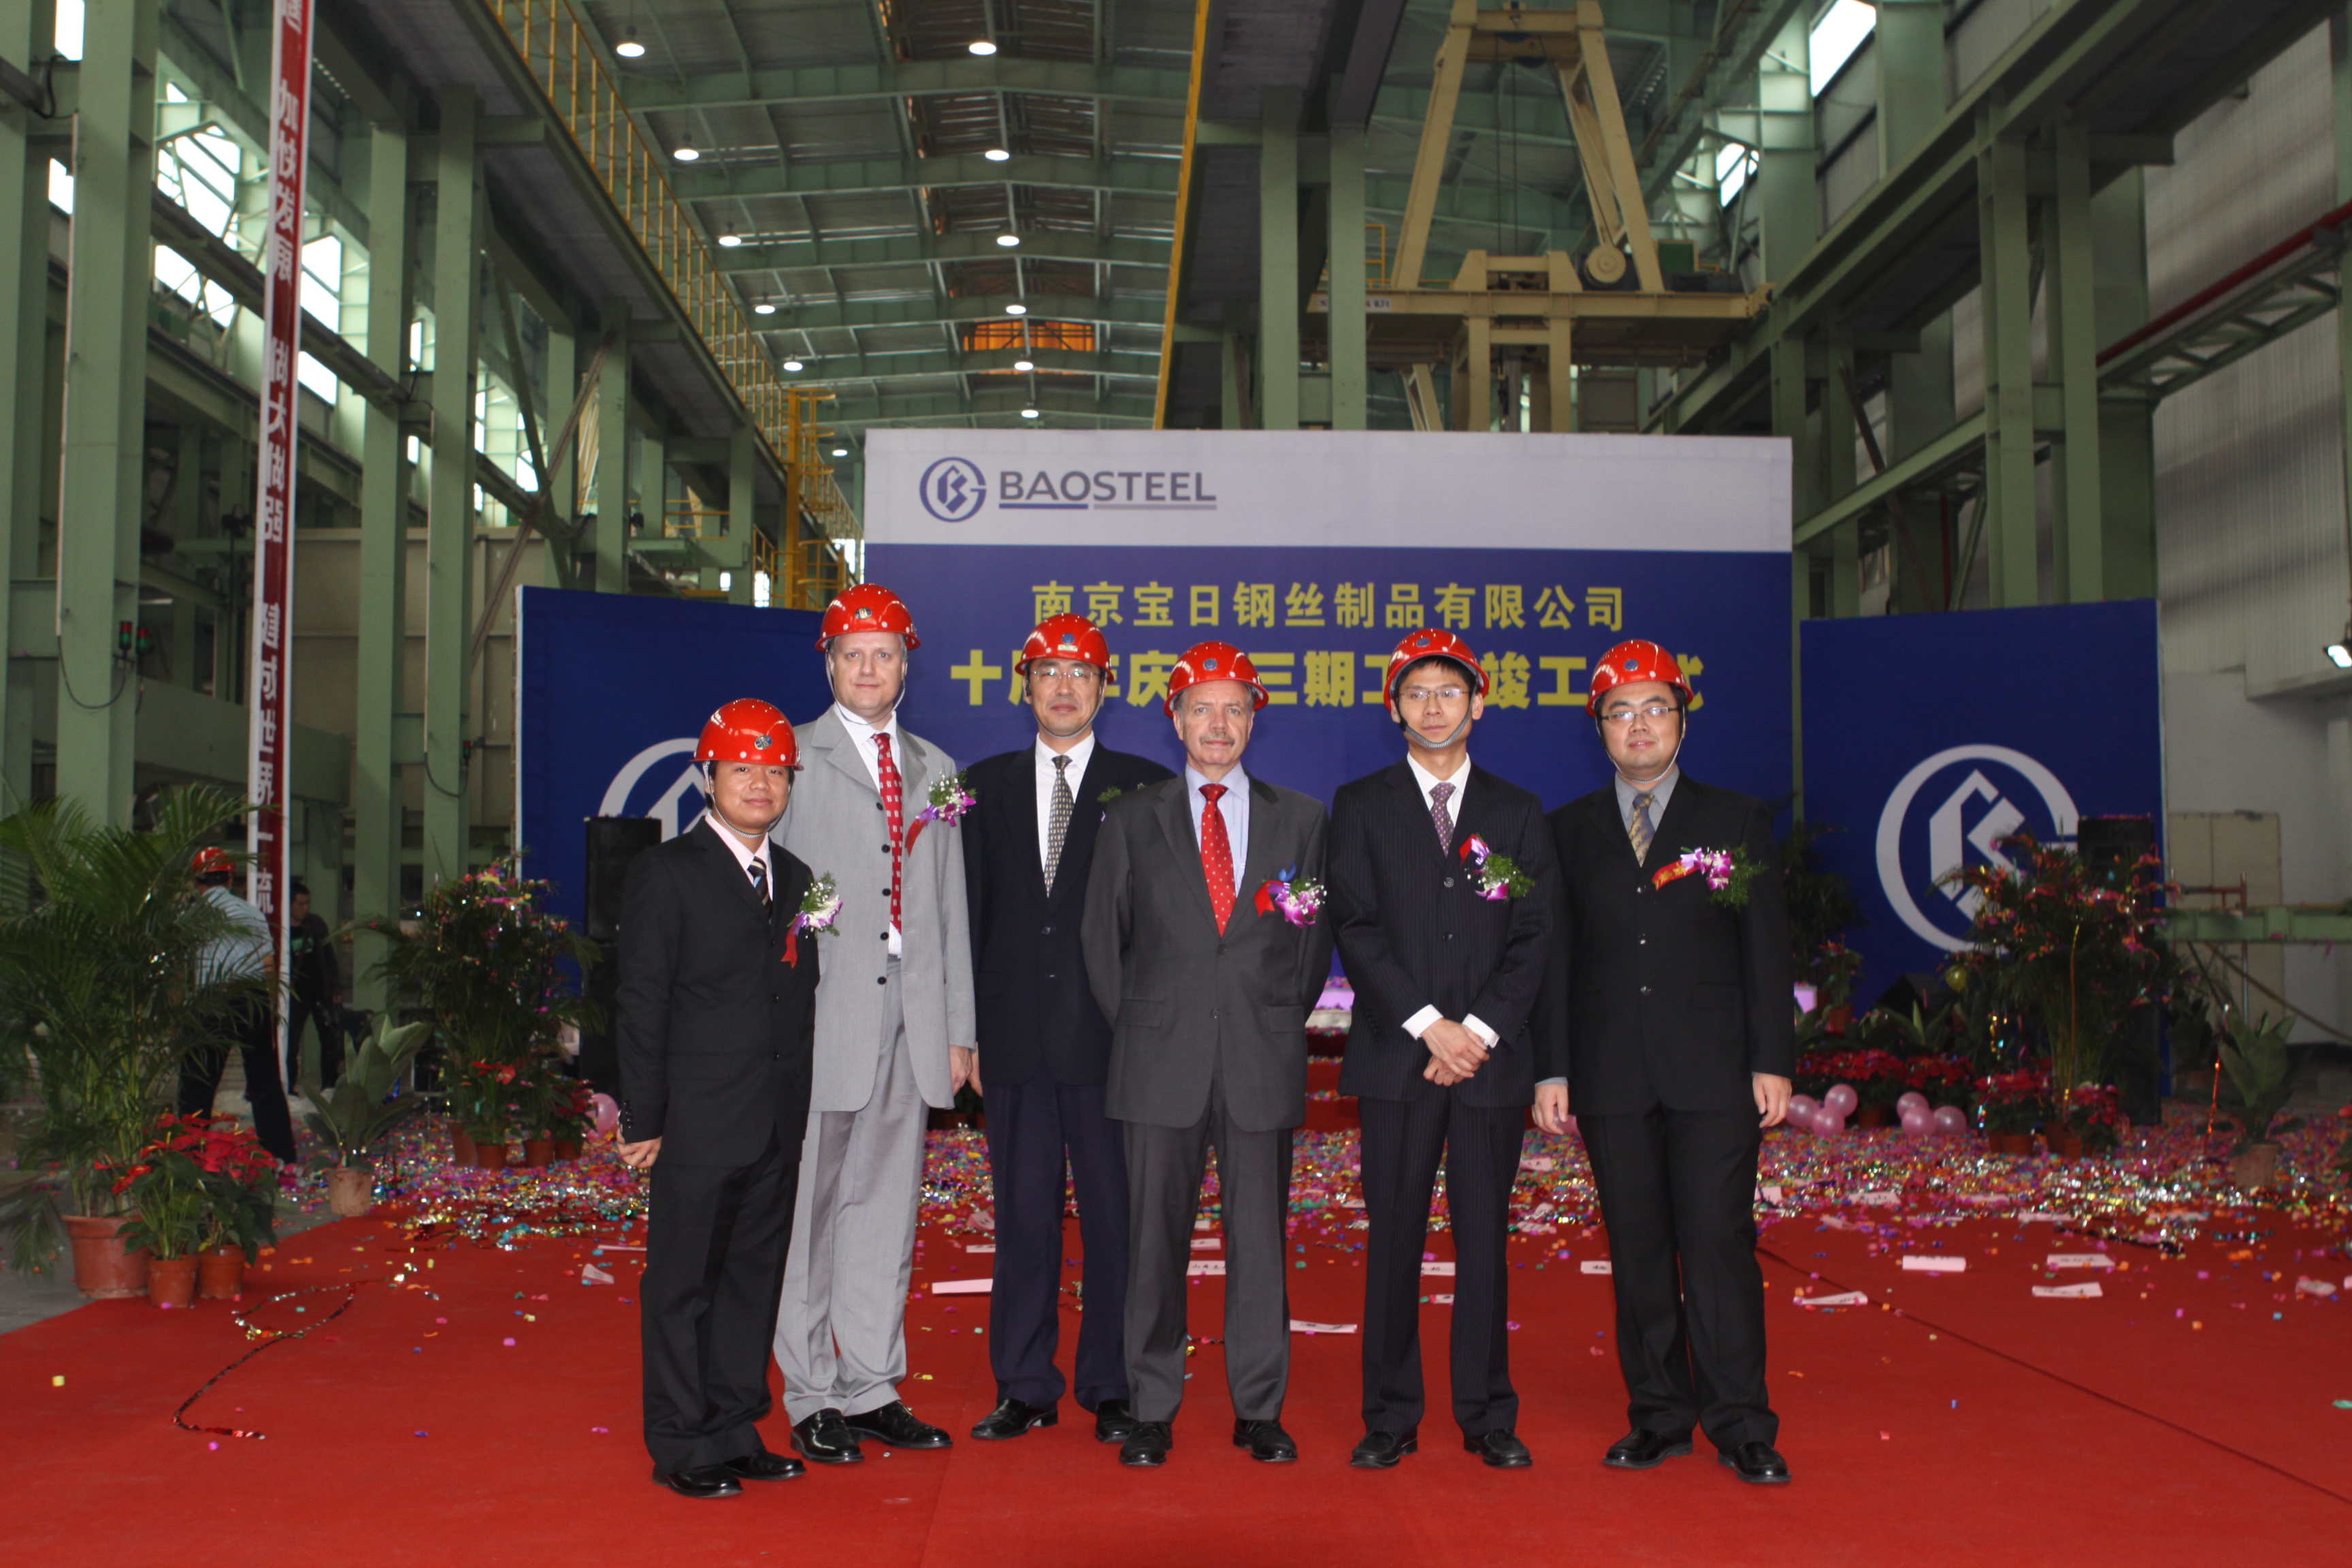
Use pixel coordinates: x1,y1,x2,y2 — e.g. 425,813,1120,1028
865,544,1793,817
515,588,828,932
1799,601,2164,1008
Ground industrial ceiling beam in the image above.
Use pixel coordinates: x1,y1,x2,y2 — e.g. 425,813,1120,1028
621,59,1190,113
670,150,1180,201
716,229,1171,273
760,293,1165,331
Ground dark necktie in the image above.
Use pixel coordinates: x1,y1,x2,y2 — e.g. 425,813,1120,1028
1429,779,1456,855
875,731,904,932
1198,781,1235,934
1629,790,1656,866
1043,753,1074,894
748,855,771,914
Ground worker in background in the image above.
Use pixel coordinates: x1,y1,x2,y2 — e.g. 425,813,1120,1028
286,878,344,1091
178,847,297,1164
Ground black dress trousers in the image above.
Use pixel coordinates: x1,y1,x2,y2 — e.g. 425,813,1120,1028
1578,1104,1776,1451
640,1129,800,1472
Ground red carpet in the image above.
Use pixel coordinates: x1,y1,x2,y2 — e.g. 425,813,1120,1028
5,1172,2350,1565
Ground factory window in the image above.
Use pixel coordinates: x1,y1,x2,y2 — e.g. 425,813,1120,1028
1808,0,1874,97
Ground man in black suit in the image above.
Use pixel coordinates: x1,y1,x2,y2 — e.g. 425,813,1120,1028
1330,629,1556,1472
617,700,822,1500
962,613,1171,1444
1082,642,1335,1468
1535,639,1794,1486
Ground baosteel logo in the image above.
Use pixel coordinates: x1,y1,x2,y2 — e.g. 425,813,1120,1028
598,738,708,841
1874,744,2078,952
917,455,1218,519
919,457,988,523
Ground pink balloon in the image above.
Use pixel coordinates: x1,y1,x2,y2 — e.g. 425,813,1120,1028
1788,1094,1820,1122
1823,1083,1859,1117
1814,1110,1845,1136
1899,1106,1933,1134
1931,1105,1968,1135
1564,1115,1581,1141
590,1092,620,1137
1896,1092,1929,1116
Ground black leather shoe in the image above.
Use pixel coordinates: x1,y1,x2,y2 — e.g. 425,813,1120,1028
842,1401,953,1450
651,1463,742,1499
1603,1428,1694,1469
971,1397,1058,1440
1350,1431,1417,1469
722,1448,804,1482
1466,1428,1533,1469
1120,1420,1173,1467
1232,1418,1298,1463
1092,1399,1141,1443
1719,1441,1791,1484
790,1408,864,1465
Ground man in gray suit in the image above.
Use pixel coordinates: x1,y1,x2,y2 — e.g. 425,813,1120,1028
772,583,977,1463
1082,640,1335,1469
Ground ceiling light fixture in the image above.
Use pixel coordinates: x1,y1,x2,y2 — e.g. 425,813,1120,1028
782,358,804,372
968,39,997,56
672,138,700,163
2329,625,2352,669
1004,302,1028,316
996,233,1021,248
717,231,742,248
752,302,777,316
831,446,849,457
1020,407,1041,419
615,28,646,58
1013,358,1035,372
983,147,1011,163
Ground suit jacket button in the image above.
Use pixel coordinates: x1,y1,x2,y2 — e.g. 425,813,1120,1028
770,994,781,1003
876,975,887,985
1045,971,1056,981
1640,985,1651,996
1041,924,1054,935
1443,877,1454,888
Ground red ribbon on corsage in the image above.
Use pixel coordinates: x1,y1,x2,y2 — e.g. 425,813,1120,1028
782,927,800,966
1651,858,1701,890
1254,881,1278,917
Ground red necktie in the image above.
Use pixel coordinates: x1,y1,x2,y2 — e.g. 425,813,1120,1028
1198,781,1235,934
875,731,904,932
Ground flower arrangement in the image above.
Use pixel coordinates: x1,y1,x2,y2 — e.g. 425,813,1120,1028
112,1113,278,1262
904,771,977,852
1795,1049,1970,1110
2060,1084,2128,1153
1457,835,1533,900
784,872,842,966
1254,866,1326,928
1653,844,1765,909
1974,1068,2055,1136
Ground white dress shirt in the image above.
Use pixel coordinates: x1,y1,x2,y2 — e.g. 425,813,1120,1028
1034,732,1096,876
833,702,904,956
1398,753,1497,1051
696,810,773,896
1182,762,1250,896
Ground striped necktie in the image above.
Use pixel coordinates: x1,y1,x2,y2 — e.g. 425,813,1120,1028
1043,754,1074,894
747,856,772,913
1629,790,1656,866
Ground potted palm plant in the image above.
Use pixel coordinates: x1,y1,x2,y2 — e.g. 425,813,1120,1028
2219,1013,2300,1189
0,786,269,1296
301,1016,431,1217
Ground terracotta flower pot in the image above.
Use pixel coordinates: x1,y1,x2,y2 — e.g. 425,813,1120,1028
2230,1141,2282,1190
1857,1104,1895,1129
551,1139,581,1162
198,1245,246,1300
476,1139,510,1171
1988,1131,2034,1156
522,1138,555,1168
451,1128,476,1167
327,1165,374,1218
64,1214,149,1300
2047,1132,2085,1160
148,1254,200,1309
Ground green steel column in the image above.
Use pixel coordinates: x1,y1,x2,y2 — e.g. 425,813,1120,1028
1755,15,1813,282
1825,331,1860,617
2334,14,2352,638
728,423,755,606
1875,1,1944,169
1876,0,1956,611
593,299,629,590
354,123,412,1007
1258,88,1301,431
1327,121,1367,431
2048,123,2104,604
1221,299,1248,428
0,0,50,811
1977,118,2039,608
423,88,480,885
52,0,157,825
2093,169,2156,600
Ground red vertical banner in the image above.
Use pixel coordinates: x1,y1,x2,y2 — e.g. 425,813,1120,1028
249,0,316,1081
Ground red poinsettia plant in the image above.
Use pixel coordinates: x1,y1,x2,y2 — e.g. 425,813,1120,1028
110,1113,279,1261
2060,1084,2127,1152
1974,1068,2055,1136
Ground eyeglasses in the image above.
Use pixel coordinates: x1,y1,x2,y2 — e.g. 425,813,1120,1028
1399,685,1468,704
1028,662,1100,685
1599,703,1680,726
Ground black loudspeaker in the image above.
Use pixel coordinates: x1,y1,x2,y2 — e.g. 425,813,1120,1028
585,816,662,941
2076,815,2163,1124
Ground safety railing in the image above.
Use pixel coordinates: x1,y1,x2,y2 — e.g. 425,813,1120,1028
479,0,862,544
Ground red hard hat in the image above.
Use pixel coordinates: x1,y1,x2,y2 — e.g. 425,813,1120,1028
1382,627,1488,711
817,583,921,650
696,698,800,768
1164,640,1268,715
191,847,235,879
1587,638,1694,716
1018,612,1111,674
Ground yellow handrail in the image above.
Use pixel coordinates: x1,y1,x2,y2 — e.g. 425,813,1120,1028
480,0,860,542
